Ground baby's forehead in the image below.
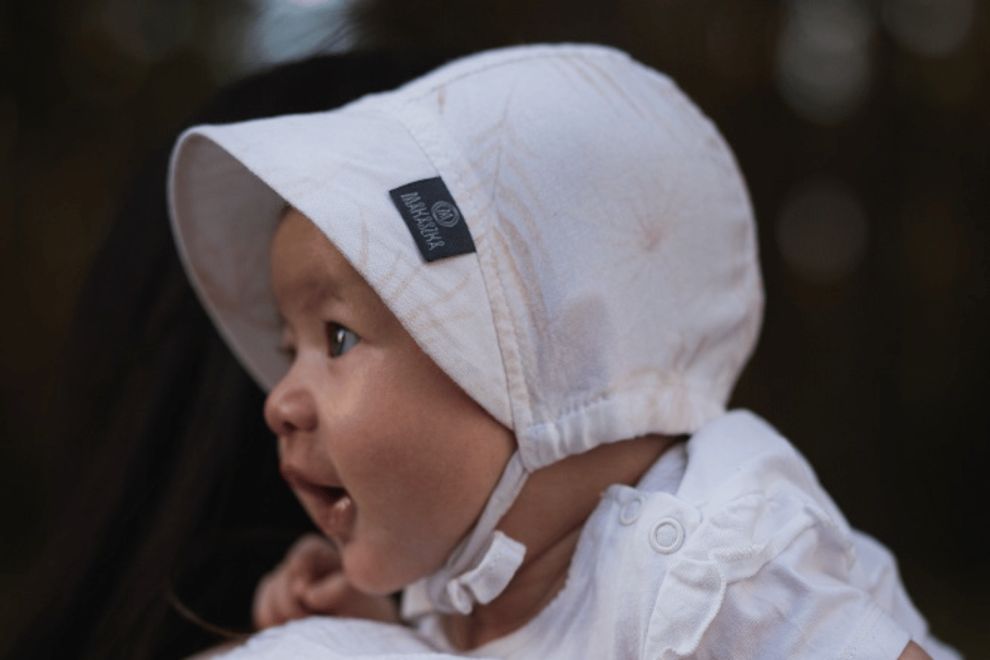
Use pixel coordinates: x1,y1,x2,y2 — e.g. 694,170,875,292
272,208,360,282
271,260,373,324
269,211,404,333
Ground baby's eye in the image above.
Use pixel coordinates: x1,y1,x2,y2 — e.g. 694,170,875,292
327,322,359,358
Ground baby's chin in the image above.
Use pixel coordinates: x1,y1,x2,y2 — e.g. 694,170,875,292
340,540,434,597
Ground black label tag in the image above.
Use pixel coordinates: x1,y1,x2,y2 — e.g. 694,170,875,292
389,177,476,262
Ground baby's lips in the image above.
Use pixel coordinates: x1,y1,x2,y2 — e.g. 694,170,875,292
279,461,345,491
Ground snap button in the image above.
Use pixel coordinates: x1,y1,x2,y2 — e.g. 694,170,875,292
649,517,684,553
619,495,644,525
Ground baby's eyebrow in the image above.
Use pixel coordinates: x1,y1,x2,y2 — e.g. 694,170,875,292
288,268,350,315
303,277,339,308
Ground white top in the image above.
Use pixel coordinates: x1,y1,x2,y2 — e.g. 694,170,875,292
212,410,959,659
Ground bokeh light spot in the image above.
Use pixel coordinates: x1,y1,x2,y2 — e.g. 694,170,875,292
775,0,875,124
776,178,870,283
882,0,974,58
240,0,355,69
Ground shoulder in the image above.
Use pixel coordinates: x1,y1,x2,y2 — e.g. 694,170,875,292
635,411,927,659
576,413,958,660
677,409,852,535
598,410,852,587
678,409,822,497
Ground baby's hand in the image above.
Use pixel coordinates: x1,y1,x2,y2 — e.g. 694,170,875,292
252,533,399,630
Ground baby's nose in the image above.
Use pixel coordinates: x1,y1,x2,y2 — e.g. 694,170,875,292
264,379,318,437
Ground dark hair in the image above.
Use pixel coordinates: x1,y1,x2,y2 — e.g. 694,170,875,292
3,51,452,660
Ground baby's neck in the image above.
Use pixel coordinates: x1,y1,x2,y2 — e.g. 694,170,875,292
440,433,677,650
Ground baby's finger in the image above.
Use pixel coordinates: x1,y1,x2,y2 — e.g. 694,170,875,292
285,534,340,577
269,573,310,624
300,572,350,613
252,573,280,630
254,571,305,629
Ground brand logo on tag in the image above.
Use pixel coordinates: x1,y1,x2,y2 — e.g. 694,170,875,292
389,177,475,262
430,200,461,228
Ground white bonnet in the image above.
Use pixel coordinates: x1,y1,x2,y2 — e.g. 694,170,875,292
168,43,763,615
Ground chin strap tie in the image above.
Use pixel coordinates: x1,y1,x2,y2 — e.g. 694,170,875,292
402,452,530,618
444,531,527,614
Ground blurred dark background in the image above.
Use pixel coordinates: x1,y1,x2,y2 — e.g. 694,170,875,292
1,0,987,657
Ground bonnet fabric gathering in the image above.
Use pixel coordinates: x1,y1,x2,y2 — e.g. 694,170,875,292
167,44,958,659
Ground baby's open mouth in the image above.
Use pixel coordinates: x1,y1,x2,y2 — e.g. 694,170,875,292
290,475,349,507
318,485,349,506
280,464,356,535
281,468,357,540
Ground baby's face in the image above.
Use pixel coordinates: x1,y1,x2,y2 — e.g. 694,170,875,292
265,208,515,595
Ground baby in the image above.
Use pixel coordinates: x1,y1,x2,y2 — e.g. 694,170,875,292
168,44,956,658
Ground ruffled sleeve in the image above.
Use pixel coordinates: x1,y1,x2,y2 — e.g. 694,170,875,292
645,495,915,659
641,410,960,660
